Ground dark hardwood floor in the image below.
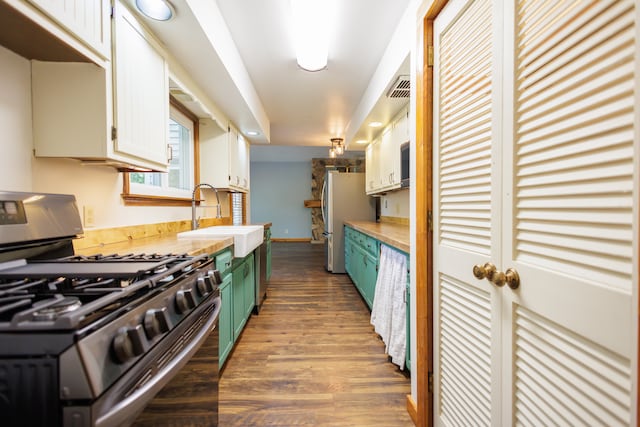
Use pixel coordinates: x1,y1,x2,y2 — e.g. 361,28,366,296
219,242,413,426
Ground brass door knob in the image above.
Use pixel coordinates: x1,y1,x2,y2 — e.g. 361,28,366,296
472,263,520,290
504,268,520,290
473,262,497,281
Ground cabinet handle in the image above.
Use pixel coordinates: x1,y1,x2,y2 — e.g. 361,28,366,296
166,144,173,162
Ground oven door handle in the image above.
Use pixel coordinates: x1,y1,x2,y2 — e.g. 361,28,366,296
95,296,221,427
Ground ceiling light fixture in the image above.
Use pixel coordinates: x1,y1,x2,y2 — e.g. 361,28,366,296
290,0,331,72
356,139,368,144
246,131,260,136
369,121,383,128
330,137,344,157
136,0,175,21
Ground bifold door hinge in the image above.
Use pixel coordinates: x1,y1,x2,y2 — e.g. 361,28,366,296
428,371,433,393
427,210,433,232
427,45,434,67
111,126,117,141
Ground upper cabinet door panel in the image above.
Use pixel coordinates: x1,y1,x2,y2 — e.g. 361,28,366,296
112,1,169,168
27,0,111,59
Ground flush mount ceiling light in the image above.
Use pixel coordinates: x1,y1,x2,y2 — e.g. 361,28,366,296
246,131,260,136
136,0,175,21
329,137,344,158
369,121,383,128
290,0,332,71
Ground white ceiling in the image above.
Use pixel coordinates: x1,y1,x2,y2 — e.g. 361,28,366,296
129,0,412,151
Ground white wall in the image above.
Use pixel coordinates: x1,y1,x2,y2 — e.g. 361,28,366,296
380,189,410,218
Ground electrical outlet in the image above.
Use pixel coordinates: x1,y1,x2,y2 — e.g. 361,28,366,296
83,205,95,228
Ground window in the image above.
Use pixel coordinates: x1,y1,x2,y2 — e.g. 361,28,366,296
123,99,199,206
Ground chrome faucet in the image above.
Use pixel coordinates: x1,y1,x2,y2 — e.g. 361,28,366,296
191,183,222,230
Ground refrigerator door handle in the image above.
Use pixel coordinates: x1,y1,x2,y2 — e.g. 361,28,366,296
321,179,327,228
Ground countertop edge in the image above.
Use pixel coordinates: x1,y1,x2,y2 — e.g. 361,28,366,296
75,234,235,257
344,221,410,254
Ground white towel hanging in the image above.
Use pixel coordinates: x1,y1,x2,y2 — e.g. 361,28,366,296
370,244,407,369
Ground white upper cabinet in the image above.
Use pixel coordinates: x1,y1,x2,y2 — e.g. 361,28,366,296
365,138,380,195
366,105,408,194
112,1,169,168
31,1,170,171
26,0,111,60
199,123,250,193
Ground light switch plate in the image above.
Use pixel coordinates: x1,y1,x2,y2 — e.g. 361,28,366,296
83,205,95,228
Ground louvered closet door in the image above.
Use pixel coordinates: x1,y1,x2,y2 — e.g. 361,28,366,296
433,0,638,426
504,0,636,424
433,0,502,425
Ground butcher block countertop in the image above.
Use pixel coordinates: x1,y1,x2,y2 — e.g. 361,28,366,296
74,234,234,257
344,221,410,254
73,222,272,257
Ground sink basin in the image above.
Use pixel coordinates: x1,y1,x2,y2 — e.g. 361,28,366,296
178,225,264,258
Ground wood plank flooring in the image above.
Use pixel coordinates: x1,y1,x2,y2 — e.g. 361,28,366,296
219,242,413,426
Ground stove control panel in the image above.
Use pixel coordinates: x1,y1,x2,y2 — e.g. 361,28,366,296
75,261,220,397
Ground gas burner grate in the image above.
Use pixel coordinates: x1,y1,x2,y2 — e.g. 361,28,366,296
59,253,189,262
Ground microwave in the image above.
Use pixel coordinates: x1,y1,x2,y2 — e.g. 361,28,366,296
400,142,410,188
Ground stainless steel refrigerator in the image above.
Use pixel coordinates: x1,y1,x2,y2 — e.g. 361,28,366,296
321,171,376,273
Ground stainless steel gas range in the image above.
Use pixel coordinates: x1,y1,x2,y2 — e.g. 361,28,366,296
0,191,221,427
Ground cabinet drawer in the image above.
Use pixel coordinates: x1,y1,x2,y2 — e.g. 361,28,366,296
361,235,378,257
344,226,355,241
214,248,233,274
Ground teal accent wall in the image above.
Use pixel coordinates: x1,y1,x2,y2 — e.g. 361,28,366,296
250,161,312,239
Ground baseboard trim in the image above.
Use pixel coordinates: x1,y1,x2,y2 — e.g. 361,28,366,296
271,238,312,243
406,394,418,426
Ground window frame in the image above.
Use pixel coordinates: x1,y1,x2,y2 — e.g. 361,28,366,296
122,96,200,206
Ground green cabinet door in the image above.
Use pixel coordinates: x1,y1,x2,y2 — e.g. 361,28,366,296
243,253,255,319
362,251,377,309
219,273,233,367
265,229,272,282
351,244,364,297
232,259,246,340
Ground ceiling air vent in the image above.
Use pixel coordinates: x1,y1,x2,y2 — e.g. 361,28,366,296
386,75,410,98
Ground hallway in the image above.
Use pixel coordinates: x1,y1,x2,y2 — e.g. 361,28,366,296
219,242,413,426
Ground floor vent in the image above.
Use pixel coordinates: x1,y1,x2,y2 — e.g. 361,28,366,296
386,75,410,98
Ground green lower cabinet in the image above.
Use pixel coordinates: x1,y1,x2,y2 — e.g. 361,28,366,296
344,235,353,275
232,259,246,341
218,273,233,367
243,253,255,319
265,229,272,282
345,226,411,371
362,251,377,309
218,249,259,368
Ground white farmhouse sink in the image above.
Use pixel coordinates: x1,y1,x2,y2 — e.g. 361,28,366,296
178,225,264,258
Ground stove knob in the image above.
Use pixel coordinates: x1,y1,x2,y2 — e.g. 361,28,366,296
207,269,222,285
112,325,146,364
196,276,212,297
143,307,172,339
175,288,196,313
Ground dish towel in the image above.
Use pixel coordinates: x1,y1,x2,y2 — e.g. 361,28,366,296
370,244,407,369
